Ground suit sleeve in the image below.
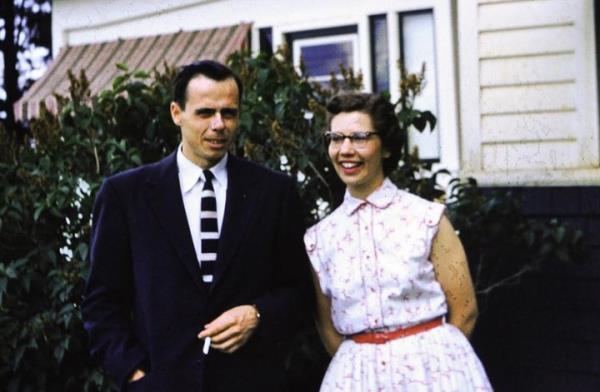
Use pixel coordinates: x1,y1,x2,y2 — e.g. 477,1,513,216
252,177,314,341
81,179,148,389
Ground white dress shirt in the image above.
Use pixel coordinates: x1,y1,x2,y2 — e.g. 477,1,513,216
177,146,228,265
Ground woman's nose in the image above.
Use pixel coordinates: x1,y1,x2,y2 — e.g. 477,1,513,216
339,137,355,153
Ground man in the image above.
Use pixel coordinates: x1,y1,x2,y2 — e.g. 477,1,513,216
82,60,312,391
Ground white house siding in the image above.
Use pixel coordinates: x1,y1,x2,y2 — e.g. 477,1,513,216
459,0,600,186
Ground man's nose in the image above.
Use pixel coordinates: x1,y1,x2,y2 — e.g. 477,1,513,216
210,113,225,130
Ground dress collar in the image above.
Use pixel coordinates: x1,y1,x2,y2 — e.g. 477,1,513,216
177,145,228,193
341,178,397,216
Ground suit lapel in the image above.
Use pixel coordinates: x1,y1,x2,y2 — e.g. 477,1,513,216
145,151,208,294
211,155,260,291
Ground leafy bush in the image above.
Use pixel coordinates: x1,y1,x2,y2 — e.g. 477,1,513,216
0,49,582,390
0,66,178,391
446,180,584,304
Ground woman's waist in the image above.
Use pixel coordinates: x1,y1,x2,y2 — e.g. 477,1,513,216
346,316,445,344
333,308,447,335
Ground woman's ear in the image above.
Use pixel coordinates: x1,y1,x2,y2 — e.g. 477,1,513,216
382,148,392,159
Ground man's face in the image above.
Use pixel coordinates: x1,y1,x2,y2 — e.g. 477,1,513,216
170,74,240,169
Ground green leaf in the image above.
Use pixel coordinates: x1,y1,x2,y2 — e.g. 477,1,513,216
421,110,437,131
77,243,89,260
133,70,150,79
5,265,17,279
33,203,45,221
112,74,128,90
54,343,66,363
130,154,142,166
13,346,25,370
412,115,426,132
258,68,270,84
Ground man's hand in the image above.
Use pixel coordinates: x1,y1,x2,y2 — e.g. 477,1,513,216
198,305,260,354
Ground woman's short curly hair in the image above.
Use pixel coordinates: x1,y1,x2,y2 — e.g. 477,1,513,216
326,93,403,176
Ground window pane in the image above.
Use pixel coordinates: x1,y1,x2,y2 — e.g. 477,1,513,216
301,41,353,77
370,14,389,93
400,10,440,161
259,27,273,56
288,27,358,84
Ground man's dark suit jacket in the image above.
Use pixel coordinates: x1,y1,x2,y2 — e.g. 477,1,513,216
82,151,312,391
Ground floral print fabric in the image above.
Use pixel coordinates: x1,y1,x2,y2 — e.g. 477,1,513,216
305,179,492,391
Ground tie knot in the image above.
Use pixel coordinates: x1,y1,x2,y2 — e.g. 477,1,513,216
203,169,214,183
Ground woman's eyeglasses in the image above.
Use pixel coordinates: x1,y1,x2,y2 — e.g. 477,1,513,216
324,131,379,149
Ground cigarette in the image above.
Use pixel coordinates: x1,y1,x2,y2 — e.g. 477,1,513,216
203,337,211,354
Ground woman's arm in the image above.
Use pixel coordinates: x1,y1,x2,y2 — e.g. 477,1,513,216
311,269,343,356
430,215,478,338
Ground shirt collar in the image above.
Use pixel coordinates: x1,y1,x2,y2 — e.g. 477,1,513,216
341,178,397,216
177,145,229,193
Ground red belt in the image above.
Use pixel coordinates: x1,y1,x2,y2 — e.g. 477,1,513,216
350,317,444,344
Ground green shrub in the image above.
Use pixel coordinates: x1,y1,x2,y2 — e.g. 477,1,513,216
0,66,179,391
0,49,582,390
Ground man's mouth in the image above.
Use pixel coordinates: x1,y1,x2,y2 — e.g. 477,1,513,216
206,138,227,146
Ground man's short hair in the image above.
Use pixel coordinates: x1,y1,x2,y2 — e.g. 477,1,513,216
172,60,243,109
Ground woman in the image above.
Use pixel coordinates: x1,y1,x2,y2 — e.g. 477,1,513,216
304,93,492,391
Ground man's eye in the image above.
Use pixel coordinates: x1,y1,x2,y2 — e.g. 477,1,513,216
220,109,238,118
330,134,345,142
196,109,216,117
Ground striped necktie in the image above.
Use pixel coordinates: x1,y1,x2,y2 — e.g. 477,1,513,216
199,169,218,285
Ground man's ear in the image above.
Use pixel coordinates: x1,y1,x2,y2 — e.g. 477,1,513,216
170,101,182,126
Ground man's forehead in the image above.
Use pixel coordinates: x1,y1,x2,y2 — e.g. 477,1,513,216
189,74,237,89
185,75,239,104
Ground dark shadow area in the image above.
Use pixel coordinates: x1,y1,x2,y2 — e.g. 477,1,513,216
472,187,600,391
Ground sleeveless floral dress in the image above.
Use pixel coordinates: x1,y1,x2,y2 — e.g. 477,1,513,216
304,179,492,391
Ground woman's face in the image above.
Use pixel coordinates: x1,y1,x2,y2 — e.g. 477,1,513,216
328,111,389,200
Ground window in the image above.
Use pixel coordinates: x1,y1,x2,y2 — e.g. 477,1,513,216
399,10,440,162
259,27,273,56
370,14,389,94
287,26,358,85
278,6,450,165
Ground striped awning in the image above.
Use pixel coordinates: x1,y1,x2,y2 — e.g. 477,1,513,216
14,23,250,121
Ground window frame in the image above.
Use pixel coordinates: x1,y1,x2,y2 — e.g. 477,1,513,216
286,25,359,83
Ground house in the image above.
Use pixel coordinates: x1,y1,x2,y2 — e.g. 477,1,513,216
17,0,600,389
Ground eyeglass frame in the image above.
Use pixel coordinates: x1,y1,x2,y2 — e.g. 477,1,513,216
323,131,380,149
